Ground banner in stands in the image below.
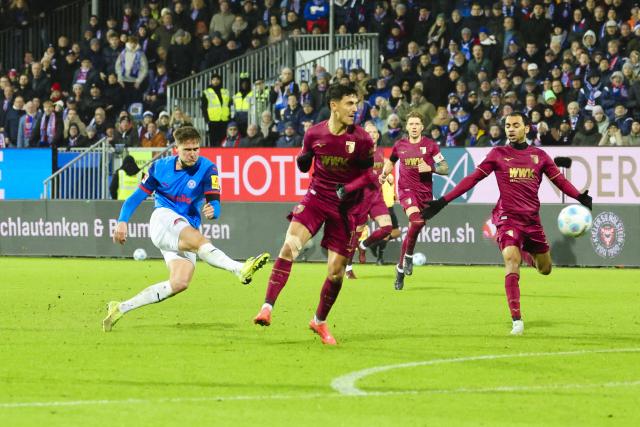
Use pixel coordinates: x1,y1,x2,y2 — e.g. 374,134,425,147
0,149,51,200
200,147,640,204
295,50,371,82
0,201,638,267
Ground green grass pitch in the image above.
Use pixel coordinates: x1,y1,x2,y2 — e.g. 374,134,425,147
1,257,639,426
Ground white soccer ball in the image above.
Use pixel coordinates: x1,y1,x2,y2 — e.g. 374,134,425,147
133,248,148,261
413,252,427,266
557,204,592,237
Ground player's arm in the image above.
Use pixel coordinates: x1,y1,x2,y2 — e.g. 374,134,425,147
114,165,159,244
422,155,496,220
544,156,592,209
431,151,449,175
203,164,221,219
379,145,399,184
296,129,314,172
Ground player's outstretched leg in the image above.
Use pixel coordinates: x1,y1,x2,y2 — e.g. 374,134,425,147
103,280,174,332
345,259,357,279
360,224,393,254
238,252,271,285
398,211,425,276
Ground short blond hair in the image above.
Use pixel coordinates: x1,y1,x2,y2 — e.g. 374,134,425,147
173,126,201,144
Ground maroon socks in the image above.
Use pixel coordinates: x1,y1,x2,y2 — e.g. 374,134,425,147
264,257,293,306
505,273,521,320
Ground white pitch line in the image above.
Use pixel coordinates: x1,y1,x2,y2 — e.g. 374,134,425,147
1,380,640,410
331,347,640,396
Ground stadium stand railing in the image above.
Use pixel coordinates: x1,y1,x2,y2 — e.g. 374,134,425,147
43,137,112,200
167,33,379,136
0,0,88,71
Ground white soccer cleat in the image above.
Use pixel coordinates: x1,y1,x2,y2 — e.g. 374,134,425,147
510,319,524,335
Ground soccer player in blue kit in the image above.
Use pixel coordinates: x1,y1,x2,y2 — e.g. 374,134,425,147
103,126,269,331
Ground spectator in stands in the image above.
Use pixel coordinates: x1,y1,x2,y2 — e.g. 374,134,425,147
63,108,86,138
275,122,302,147
602,71,629,117
209,1,235,40
572,117,601,146
168,29,193,81
16,100,38,148
304,0,329,33
270,67,299,120
112,115,139,147
258,110,278,146
444,118,466,147
157,110,172,141
155,9,177,52
599,122,626,146
239,123,263,147
29,62,50,100
4,95,25,146
31,99,63,147
140,121,167,147
143,62,168,114
381,113,402,147
611,104,633,135
279,94,303,133
626,120,640,145
116,35,148,107
66,123,88,147
221,121,242,147
592,105,610,135
201,72,230,146
398,88,436,129
102,32,122,76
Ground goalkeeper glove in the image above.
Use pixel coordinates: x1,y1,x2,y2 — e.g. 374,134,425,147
577,190,592,210
422,197,448,220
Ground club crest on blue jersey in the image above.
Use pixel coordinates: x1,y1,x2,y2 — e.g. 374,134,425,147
187,179,197,189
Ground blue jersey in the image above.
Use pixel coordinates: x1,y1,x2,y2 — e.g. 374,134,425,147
139,156,220,228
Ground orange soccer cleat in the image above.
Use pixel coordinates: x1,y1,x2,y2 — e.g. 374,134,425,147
309,318,337,345
253,305,272,326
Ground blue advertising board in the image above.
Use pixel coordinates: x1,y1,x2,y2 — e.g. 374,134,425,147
0,149,52,199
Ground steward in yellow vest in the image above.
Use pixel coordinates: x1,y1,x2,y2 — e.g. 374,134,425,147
109,155,144,200
232,74,252,134
200,73,230,146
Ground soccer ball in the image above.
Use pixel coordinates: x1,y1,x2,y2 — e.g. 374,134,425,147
133,248,148,261
413,252,427,266
557,204,592,237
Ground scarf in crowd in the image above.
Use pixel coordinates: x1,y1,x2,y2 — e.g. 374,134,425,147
489,136,503,146
446,127,463,147
502,5,515,17
68,135,79,147
571,19,586,34
153,73,168,94
40,113,56,144
76,67,89,84
387,127,401,139
119,48,143,78
23,114,34,140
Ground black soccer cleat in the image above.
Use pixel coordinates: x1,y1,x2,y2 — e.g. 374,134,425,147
403,255,414,276
394,266,405,290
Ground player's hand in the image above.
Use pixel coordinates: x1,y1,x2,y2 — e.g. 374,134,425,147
378,174,387,185
336,184,347,200
418,161,432,173
422,197,448,220
113,221,128,245
202,202,215,219
386,174,394,185
577,190,592,210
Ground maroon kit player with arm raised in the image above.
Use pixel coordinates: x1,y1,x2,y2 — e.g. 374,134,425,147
252,84,374,345
422,112,592,335
379,112,450,290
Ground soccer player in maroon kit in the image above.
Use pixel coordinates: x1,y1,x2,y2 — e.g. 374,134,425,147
342,121,398,279
379,112,449,290
422,112,592,335
253,85,374,345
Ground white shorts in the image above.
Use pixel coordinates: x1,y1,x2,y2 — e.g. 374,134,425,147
149,207,197,266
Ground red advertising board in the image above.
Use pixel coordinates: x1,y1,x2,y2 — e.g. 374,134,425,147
200,148,312,202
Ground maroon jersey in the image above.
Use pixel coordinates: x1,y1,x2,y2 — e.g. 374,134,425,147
476,145,566,225
300,120,374,205
391,137,444,198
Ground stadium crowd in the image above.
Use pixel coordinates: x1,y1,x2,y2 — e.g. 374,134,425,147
2,0,640,149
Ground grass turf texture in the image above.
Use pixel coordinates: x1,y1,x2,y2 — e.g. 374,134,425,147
1,257,639,426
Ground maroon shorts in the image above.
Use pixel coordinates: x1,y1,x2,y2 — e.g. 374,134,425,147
496,222,550,254
290,192,359,258
398,189,432,212
368,190,389,220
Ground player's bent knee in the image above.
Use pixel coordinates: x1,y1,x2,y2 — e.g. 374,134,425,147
170,278,189,293
281,233,304,260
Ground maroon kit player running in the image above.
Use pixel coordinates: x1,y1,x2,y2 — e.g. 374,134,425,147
253,85,374,345
422,112,592,335
340,121,398,278
379,112,449,290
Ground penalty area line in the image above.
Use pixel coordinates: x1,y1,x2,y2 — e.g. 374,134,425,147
1,381,640,409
